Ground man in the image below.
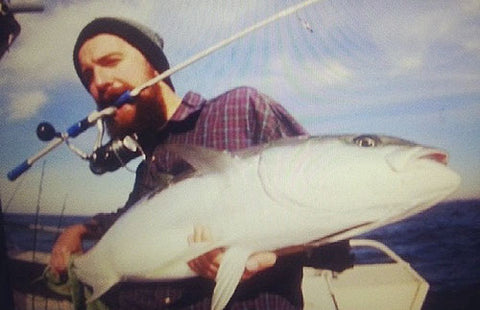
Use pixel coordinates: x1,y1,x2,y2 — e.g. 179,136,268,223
50,17,352,309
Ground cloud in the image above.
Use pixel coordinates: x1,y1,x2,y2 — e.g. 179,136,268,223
0,0,272,87
1,1,156,88
459,0,480,13
363,1,479,76
1,1,478,117
221,0,479,111
7,90,48,121
235,53,354,95
304,59,354,86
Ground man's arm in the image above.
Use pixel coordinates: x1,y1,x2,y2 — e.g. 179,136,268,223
49,163,173,275
49,224,87,275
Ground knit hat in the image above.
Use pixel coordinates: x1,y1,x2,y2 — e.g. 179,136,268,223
73,17,174,91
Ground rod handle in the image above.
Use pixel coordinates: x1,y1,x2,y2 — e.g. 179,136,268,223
7,160,31,181
66,90,132,137
66,118,90,138
113,90,133,107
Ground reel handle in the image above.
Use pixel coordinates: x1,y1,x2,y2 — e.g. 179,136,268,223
6,94,129,181
8,122,62,181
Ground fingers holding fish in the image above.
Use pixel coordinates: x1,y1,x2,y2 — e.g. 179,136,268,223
187,225,277,281
242,252,277,281
188,225,224,280
49,224,87,276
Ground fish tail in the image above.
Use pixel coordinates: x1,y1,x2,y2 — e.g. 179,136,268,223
72,251,120,303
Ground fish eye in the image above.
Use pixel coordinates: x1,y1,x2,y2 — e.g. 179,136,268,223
353,135,379,147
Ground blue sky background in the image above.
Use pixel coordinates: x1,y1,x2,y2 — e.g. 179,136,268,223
1,0,479,215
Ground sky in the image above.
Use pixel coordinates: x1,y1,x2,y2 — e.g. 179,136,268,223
0,0,479,215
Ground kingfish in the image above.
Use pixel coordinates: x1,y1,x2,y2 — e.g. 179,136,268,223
73,134,460,310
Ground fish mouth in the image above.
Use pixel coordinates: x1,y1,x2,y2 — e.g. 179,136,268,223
419,151,448,165
386,147,450,172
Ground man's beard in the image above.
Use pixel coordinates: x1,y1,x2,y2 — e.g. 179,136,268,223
105,92,167,140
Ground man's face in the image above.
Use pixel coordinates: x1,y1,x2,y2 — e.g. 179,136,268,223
78,33,166,138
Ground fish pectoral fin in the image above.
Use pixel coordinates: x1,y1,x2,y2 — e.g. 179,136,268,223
211,246,252,310
164,144,236,174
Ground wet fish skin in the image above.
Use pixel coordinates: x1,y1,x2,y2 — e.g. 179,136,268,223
73,134,460,310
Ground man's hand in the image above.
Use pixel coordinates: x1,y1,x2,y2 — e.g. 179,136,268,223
187,225,277,281
49,224,87,277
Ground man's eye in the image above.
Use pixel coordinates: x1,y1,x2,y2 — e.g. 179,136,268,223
102,57,121,67
353,135,380,147
96,53,123,67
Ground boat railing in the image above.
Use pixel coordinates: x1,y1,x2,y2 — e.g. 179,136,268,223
302,239,429,310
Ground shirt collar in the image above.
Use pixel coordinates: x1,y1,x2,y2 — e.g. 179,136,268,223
169,91,206,122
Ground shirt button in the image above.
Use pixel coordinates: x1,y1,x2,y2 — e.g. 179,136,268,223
164,297,172,305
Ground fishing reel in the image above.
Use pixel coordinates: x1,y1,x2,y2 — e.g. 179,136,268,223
36,120,144,175
88,135,143,175
7,0,321,182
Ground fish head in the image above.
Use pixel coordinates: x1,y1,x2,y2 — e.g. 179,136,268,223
259,134,461,223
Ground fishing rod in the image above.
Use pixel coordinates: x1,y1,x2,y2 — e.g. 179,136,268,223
7,0,323,181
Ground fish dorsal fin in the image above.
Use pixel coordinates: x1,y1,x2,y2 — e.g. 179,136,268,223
212,246,252,310
165,144,236,174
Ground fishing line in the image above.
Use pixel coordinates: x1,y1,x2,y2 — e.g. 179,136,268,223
7,0,325,181
32,160,46,263
121,0,325,102
55,193,68,240
3,174,25,212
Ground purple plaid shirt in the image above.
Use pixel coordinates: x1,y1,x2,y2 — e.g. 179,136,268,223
86,87,307,309
167,86,305,149
139,86,307,185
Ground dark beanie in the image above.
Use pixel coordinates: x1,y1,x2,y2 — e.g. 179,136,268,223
73,17,174,91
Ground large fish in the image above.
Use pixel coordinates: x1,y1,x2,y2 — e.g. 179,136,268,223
73,134,460,310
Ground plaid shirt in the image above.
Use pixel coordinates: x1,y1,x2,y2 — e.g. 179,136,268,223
135,86,307,195
167,86,305,149
86,87,307,309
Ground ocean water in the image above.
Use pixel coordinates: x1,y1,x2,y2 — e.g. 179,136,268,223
356,200,480,310
3,199,480,309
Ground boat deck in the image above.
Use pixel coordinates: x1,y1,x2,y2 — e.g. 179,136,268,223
8,239,429,310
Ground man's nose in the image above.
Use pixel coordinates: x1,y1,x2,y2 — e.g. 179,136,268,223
92,67,112,92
